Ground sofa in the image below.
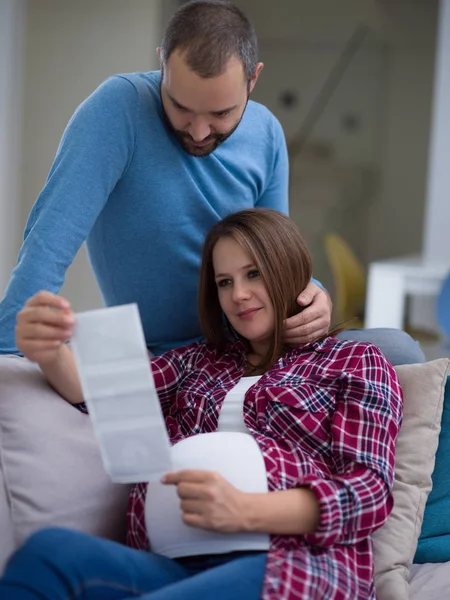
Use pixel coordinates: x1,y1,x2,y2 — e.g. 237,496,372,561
1,352,450,599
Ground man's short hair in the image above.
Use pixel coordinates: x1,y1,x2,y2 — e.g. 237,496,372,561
160,0,258,81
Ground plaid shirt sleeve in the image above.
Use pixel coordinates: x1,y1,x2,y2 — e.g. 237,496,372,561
301,345,403,548
149,347,189,416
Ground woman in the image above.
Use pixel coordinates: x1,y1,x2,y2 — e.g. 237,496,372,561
1,209,402,599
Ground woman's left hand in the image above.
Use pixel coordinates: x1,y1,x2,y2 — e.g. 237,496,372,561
162,470,248,533
283,282,332,345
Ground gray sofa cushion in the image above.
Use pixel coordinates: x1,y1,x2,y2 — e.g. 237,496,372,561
0,355,130,573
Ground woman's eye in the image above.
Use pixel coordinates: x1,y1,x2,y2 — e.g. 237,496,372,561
247,270,260,279
217,279,231,288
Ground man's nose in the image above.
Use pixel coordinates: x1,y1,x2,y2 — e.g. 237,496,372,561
188,117,211,141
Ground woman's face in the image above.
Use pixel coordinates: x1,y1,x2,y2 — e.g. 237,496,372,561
212,237,275,357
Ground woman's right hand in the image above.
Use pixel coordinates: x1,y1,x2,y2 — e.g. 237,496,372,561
15,291,75,365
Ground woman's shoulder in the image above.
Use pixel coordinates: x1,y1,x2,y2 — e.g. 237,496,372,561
285,335,390,372
161,339,245,367
323,336,387,359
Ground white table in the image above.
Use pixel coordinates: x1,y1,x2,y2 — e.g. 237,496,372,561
365,255,450,329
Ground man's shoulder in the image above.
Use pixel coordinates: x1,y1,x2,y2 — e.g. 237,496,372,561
240,99,285,147
94,70,160,99
75,71,161,124
245,99,282,126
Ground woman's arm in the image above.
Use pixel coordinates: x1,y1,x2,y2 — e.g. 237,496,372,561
39,343,83,404
241,487,320,535
162,470,320,535
16,291,83,404
16,290,195,409
298,345,403,548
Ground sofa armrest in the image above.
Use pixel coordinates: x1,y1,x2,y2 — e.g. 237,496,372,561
0,356,130,573
0,455,15,573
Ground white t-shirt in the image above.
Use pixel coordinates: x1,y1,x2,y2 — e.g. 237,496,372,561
145,376,270,558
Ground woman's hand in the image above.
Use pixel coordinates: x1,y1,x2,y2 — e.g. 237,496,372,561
16,291,75,366
283,282,332,345
163,470,321,535
162,470,248,533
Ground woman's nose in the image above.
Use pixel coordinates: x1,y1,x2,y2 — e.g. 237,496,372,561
232,282,251,302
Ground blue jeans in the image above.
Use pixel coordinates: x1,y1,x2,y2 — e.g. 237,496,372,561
0,528,267,599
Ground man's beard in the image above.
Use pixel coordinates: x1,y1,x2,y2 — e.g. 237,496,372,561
172,124,239,157
160,93,249,158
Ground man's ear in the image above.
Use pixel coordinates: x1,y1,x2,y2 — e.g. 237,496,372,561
157,47,165,79
248,62,264,94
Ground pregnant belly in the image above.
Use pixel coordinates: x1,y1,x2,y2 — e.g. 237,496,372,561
145,431,270,558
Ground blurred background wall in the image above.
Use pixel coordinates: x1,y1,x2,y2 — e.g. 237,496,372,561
0,0,439,320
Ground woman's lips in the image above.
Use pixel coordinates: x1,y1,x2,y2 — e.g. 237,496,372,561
237,308,261,319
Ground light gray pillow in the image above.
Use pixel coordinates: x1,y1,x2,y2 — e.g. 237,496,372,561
372,358,450,600
0,355,131,573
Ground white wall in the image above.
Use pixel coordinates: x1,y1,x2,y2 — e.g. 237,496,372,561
0,0,25,294
423,0,450,262
20,0,163,310
369,1,437,262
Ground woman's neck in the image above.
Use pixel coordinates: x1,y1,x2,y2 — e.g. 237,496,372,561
244,352,267,376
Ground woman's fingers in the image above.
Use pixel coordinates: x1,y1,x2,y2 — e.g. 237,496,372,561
16,321,72,341
16,292,73,363
17,339,62,351
20,305,74,328
25,291,70,310
16,293,75,354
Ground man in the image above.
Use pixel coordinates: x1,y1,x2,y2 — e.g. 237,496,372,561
0,0,330,356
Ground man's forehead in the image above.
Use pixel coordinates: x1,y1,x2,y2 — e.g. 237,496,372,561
162,51,247,112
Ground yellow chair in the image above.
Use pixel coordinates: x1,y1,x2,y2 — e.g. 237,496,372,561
324,233,366,328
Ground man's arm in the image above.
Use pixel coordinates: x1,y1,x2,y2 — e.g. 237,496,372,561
0,76,138,354
254,115,289,215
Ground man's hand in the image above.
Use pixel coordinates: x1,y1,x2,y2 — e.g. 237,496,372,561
283,282,332,346
15,291,74,366
162,470,248,533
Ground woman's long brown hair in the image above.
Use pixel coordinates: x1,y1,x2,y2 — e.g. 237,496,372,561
198,208,313,373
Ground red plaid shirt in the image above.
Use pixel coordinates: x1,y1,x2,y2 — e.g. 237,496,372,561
123,336,402,600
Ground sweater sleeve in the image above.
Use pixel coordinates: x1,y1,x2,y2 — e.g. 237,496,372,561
255,117,324,291
0,75,138,355
301,346,403,547
255,115,289,214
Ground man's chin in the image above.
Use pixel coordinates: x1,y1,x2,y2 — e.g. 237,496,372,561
181,140,219,157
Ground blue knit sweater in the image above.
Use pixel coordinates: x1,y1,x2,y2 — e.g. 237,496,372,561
0,71,291,355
